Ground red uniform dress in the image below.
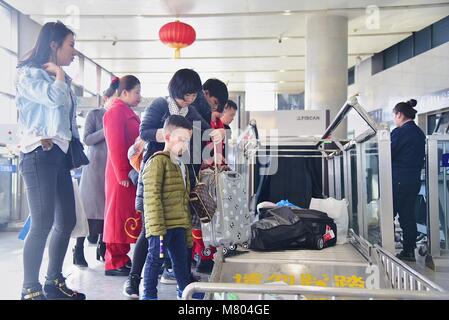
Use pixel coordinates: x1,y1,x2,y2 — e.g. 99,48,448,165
103,99,141,270
192,117,225,262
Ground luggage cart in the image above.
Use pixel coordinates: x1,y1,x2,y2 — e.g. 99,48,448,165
183,96,449,300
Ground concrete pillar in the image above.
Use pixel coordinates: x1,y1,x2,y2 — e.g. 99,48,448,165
305,14,348,138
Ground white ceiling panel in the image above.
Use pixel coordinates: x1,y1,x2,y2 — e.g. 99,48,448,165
5,0,449,95
6,0,449,15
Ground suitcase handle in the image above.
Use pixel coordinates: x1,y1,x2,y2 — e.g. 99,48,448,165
225,172,240,180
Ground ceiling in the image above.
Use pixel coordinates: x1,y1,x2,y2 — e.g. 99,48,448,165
6,0,449,96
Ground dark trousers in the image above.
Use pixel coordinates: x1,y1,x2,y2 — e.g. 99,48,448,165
131,214,192,277
393,179,420,252
142,228,190,299
19,146,76,289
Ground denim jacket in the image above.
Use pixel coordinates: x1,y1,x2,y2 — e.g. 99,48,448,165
15,65,80,141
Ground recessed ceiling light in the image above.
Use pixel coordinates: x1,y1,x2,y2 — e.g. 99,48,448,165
279,81,285,84
280,56,288,59
283,10,292,15
279,70,286,73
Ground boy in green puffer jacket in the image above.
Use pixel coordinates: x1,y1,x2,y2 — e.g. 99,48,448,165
141,115,203,300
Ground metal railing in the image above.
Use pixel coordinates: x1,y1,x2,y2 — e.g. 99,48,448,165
183,230,447,300
182,282,449,300
373,244,445,292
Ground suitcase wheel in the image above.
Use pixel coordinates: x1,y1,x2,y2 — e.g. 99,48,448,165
229,244,237,251
315,237,324,250
222,247,228,255
242,242,249,249
202,248,212,257
418,245,427,257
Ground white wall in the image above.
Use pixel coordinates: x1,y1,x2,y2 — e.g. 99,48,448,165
348,41,449,136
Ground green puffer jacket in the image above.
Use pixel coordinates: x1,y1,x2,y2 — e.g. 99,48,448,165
142,151,192,247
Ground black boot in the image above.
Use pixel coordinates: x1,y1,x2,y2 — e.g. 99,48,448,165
96,239,106,262
73,245,88,267
396,249,416,262
44,276,86,300
21,286,47,300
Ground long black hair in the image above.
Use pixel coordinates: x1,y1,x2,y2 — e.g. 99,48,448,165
18,21,75,68
393,99,418,120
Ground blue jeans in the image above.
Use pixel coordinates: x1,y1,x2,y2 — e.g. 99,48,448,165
19,146,76,289
142,228,190,300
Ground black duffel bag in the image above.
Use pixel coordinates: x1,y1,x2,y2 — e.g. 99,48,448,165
249,206,337,251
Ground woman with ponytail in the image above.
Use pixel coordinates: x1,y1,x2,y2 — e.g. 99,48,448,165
74,77,119,267
391,99,426,262
103,75,142,276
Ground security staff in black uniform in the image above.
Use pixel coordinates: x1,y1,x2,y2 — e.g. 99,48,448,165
391,99,425,262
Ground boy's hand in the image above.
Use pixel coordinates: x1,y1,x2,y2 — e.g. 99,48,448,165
119,180,130,187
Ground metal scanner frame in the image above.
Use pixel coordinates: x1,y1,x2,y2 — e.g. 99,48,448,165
184,97,446,300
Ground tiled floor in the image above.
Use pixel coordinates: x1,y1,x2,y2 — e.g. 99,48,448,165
0,231,209,300
2,229,449,300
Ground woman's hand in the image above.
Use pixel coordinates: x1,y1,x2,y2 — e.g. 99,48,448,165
119,180,130,188
42,63,65,81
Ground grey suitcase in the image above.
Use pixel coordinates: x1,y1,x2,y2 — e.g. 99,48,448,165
200,167,253,255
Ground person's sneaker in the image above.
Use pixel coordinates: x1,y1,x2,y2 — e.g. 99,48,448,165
21,286,47,300
177,288,204,300
43,276,86,300
196,259,214,274
189,273,201,282
160,269,177,285
396,250,416,262
123,274,141,299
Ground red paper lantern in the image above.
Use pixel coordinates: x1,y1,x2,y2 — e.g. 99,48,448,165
159,20,196,59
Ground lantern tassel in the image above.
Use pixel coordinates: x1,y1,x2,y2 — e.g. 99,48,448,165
175,48,181,59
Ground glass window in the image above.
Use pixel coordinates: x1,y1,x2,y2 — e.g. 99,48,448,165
64,55,81,84
414,26,432,56
432,16,449,48
0,49,17,96
0,4,12,50
0,95,16,124
383,45,398,70
277,93,304,110
398,36,414,63
101,69,113,94
83,59,98,94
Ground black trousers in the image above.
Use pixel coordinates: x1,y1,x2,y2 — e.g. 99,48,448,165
19,146,76,289
393,179,420,252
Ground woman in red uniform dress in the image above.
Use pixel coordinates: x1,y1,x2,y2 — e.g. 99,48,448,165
103,75,142,276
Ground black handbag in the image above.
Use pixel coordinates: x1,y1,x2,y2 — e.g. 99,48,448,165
67,91,89,170
67,137,89,170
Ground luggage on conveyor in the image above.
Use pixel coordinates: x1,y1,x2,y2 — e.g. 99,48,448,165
200,167,253,255
249,206,337,251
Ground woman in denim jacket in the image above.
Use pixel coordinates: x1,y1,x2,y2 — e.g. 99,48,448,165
15,21,85,300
